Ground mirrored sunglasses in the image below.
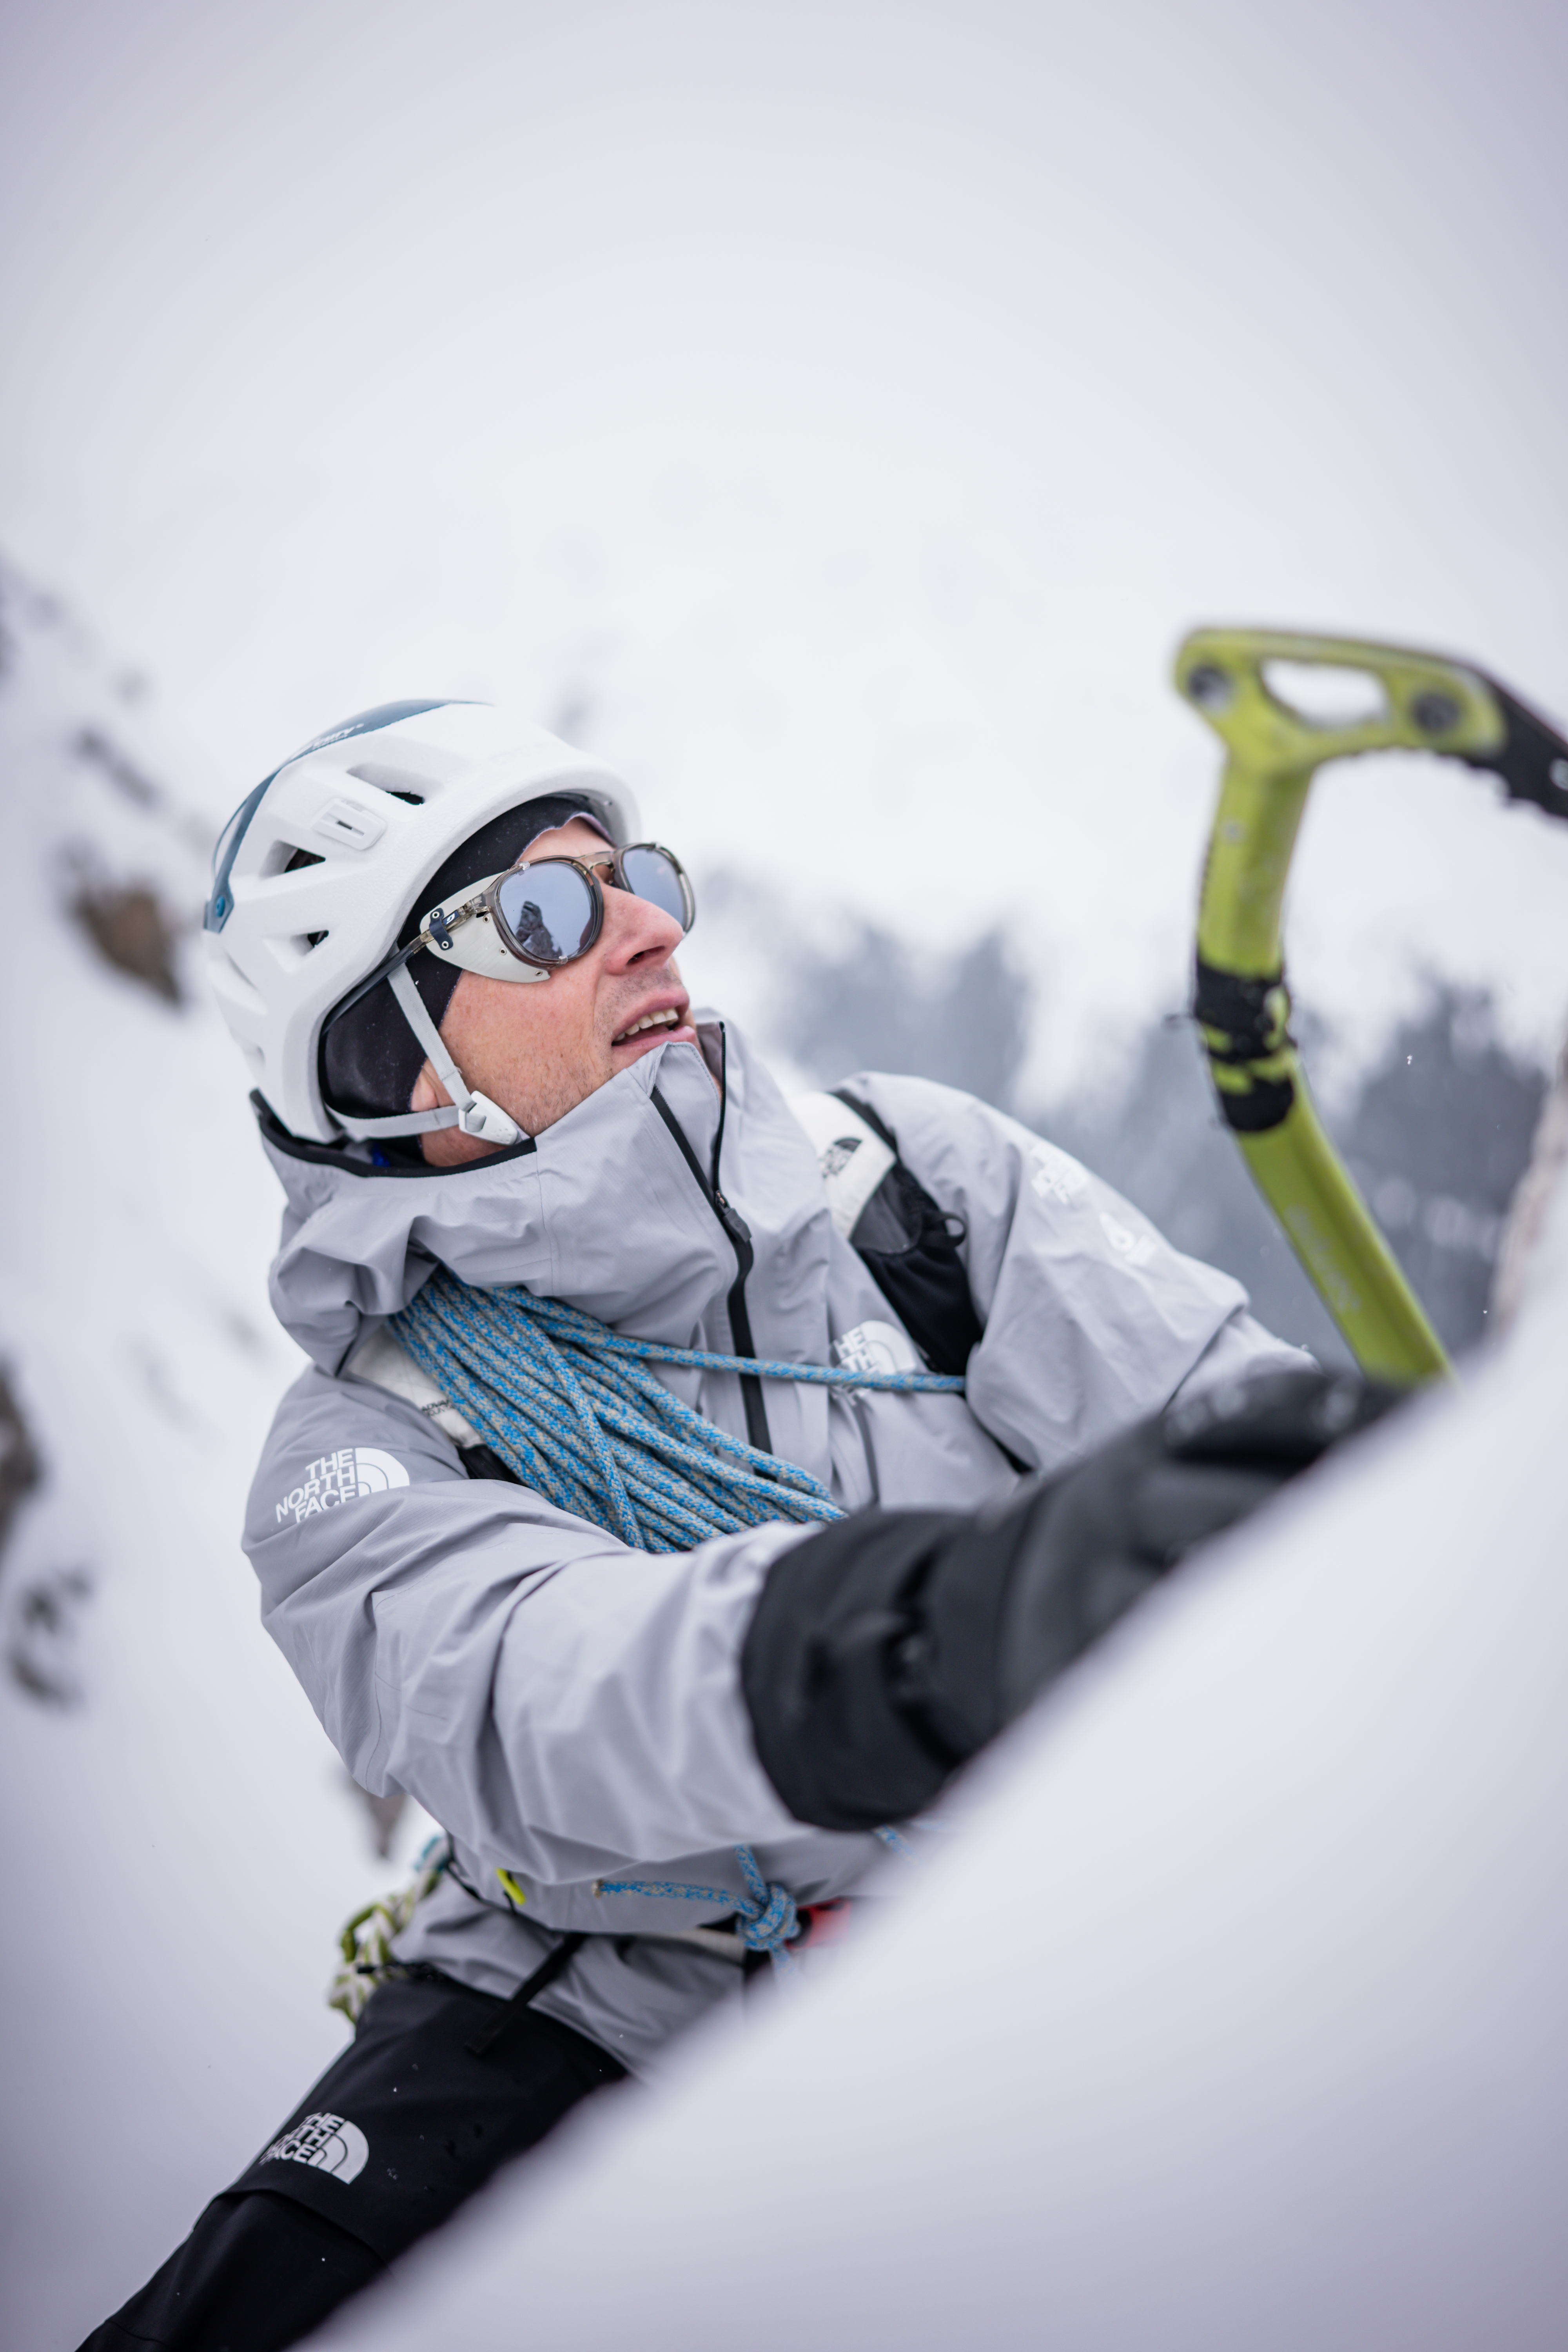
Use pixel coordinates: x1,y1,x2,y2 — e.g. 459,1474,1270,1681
482,843,694,967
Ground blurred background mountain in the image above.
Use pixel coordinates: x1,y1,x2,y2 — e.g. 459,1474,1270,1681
700,869,1546,1364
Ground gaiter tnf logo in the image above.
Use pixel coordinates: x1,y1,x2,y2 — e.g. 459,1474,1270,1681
262,2111,370,2183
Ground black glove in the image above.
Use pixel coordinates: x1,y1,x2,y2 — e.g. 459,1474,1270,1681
741,1368,1398,1832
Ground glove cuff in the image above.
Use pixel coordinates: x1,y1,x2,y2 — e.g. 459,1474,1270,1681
740,1510,974,1831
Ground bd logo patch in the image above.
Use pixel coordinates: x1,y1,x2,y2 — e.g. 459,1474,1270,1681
276,1447,410,1526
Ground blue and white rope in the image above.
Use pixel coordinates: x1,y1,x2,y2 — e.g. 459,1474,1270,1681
392,1270,962,1554
390,1269,949,1967
595,1844,800,1965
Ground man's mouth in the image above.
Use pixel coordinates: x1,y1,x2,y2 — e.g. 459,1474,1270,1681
612,1005,687,1047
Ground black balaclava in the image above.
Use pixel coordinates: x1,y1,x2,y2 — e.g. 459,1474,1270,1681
321,793,608,1125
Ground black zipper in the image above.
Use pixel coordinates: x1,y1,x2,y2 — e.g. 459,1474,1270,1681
651,1027,772,1455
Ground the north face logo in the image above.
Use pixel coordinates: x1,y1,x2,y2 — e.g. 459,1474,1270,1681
263,2111,369,2183
1028,1139,1089,1207
276,1447,409,1526
1098,1210,1156,1270
832,1319,921,1380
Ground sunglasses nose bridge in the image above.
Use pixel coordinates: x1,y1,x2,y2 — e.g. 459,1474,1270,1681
599,870,682,948
612,846,693,935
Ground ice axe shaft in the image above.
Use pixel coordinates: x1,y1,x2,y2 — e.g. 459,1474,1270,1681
1175,625,1568,1385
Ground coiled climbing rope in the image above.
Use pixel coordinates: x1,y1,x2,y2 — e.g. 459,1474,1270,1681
388,1268,956,1968
392,1267,964,1554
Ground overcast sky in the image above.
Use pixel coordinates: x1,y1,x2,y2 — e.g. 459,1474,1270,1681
4,0,1566,1087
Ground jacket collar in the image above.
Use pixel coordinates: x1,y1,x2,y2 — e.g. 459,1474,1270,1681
261,1021,828,1376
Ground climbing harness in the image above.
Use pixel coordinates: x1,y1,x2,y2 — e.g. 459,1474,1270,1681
392,1268,964,1553
1176,626,1568,1384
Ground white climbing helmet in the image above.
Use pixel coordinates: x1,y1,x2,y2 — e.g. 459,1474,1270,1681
204,699,640,1145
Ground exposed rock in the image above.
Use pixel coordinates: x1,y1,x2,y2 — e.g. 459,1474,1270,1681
68,878,183,1004
0,1361,43,1558
7,1565,92,1707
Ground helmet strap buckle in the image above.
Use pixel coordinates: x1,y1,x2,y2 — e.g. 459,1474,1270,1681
458,1094,524,1145
385,964,524,1149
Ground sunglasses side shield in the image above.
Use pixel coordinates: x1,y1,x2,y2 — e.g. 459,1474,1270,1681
411,869,554,985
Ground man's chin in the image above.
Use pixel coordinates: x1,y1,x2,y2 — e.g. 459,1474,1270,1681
610,1022,698,1068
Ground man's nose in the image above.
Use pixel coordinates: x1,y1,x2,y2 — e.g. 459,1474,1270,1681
602,883,684,968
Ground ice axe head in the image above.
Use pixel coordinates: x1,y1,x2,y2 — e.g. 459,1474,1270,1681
1166,624,1568,1389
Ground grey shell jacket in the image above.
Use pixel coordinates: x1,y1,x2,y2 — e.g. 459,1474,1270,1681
247,1021,1307,2074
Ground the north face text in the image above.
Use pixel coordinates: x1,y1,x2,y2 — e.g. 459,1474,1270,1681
276,1447,410,1526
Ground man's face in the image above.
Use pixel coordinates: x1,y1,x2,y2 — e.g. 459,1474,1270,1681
413,817,698,1165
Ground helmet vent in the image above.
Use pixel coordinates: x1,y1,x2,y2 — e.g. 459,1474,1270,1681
267,931,332,969
347,761,428,804
258,840,327,878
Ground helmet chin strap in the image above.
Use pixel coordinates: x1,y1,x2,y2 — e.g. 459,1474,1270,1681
327,962,524,1147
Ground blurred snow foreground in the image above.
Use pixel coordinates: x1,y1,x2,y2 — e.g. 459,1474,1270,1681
312,1162,1568,2340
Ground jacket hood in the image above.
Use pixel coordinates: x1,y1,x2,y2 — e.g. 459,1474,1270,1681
260,1020,831,1377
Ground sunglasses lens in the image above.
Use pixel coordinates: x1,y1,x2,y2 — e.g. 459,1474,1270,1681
495,863,596,964
619,846,691,931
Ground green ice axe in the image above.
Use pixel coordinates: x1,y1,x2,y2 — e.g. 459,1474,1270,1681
1175,626,1568,1385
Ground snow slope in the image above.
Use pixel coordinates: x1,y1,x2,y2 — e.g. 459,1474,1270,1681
311,1117,1568,2347
0,564,439,2350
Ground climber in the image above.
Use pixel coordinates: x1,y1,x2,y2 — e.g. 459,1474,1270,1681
85,699,1386,2352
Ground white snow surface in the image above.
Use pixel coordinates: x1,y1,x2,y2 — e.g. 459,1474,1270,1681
309,1152,1568,2346
0,575,441,2349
